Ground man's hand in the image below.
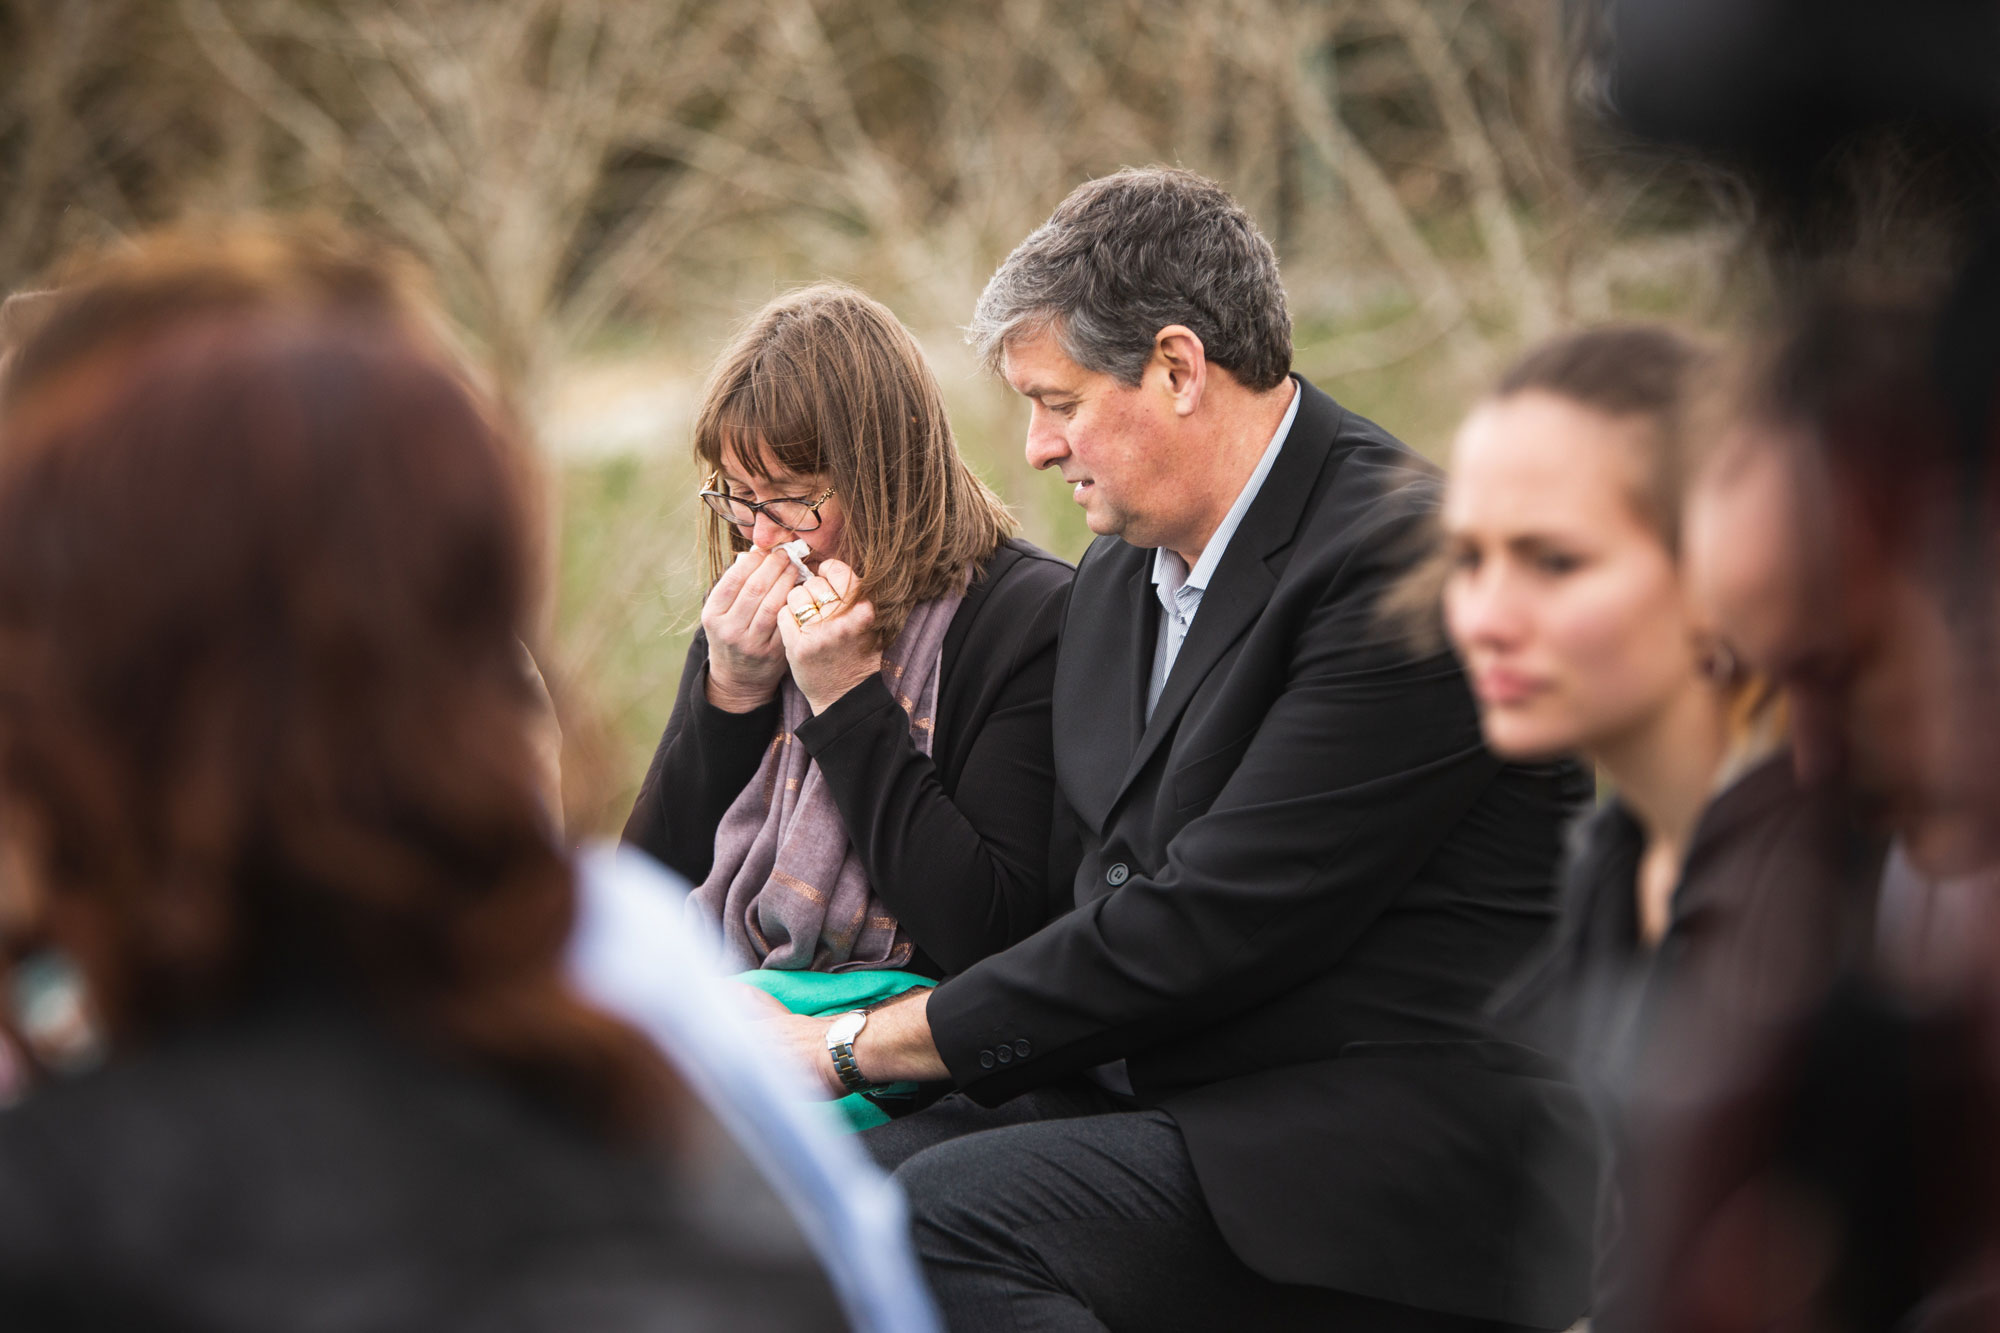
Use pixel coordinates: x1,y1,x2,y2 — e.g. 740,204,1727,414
735,983,949,1096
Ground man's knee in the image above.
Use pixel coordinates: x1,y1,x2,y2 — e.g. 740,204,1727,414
893,1134,1006,1245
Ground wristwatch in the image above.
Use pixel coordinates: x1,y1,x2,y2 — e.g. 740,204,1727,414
824,1010,875,1094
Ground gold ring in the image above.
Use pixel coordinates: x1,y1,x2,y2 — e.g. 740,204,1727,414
791,603,820,628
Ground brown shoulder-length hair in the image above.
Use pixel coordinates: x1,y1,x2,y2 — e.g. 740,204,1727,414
0,229,674,1139
693,282,1015,643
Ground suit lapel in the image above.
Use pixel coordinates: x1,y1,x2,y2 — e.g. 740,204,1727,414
1054,538,1157,831
1117,378,1343,794
1121,556,1156,753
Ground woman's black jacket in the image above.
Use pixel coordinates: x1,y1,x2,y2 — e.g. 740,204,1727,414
622,537,1074,978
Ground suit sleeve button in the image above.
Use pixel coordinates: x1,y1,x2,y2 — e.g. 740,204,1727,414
995,1046,1013,1064
978,1049,995,1069
1107,862,1130,886
1013,1039,1032,1058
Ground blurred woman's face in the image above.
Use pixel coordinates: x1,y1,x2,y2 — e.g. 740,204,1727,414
717,439,846,568
1441,391,1702,762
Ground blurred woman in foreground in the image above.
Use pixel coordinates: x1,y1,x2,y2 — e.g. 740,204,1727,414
1434,326,1868,1326
0,232,844,1330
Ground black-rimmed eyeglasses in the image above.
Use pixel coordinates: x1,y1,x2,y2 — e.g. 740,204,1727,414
697,473,837,532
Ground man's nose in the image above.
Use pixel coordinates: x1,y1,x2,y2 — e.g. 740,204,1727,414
1024,408,1067,472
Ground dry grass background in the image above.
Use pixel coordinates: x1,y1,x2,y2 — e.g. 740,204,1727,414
0,0,1754,834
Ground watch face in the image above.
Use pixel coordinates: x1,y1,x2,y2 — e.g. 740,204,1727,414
826,1011,867,1046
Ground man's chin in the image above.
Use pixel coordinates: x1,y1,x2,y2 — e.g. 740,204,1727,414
1082,508,1126,540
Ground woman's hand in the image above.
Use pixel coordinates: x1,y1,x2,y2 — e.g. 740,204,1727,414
733,983,847,1100
701,548,802,712
777,559,883,714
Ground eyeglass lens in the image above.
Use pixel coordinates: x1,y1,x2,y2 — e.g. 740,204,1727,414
700,490,823,532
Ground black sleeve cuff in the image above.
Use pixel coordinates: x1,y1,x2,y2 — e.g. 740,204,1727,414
793,672,902,755
689,663,784,747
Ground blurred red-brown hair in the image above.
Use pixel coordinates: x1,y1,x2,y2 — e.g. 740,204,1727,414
0,227,674,1137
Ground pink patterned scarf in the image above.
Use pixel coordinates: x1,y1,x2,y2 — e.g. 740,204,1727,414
691,591,961,971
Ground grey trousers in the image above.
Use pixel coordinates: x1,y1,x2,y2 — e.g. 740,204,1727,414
863,1084,1529,1333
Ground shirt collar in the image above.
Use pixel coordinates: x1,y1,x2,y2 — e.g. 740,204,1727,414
1152,377,1301,599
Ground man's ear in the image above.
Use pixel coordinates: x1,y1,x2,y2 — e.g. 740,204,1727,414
1150,325,1207,417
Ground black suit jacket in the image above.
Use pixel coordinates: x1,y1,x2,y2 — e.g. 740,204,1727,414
624,537,1074,976
927,379,1598,1328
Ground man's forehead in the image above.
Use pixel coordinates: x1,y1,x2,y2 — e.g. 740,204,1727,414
1001,330,1087,393
1688,427,1818,661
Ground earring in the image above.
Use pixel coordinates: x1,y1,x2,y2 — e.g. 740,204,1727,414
1698,635,1742,686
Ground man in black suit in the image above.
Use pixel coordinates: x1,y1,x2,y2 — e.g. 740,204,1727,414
756,168,1595,1332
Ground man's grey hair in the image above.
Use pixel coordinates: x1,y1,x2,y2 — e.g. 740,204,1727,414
968,167,1292,392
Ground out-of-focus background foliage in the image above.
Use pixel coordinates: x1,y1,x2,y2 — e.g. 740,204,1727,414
0,0,1748,833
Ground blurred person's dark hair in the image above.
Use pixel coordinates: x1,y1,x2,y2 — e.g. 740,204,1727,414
1733,289,1986,554
1597,0,2000,289
0,226,673,1138
967,166,1292,391
2,222,449,403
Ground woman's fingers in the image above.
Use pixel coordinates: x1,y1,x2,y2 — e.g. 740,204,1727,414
775,591,804,654
781,588,882,714
712,547,757,599
793,559,855,616
815,559,858,603
709,550,795,633
701,549,756,620
749,556,803,633
737,548,798,608
802,573,839,608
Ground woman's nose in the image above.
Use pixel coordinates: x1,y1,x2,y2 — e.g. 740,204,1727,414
1448,565,1526,652
750,511,790,551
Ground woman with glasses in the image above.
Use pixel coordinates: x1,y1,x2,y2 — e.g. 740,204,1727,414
623,286,1071,1106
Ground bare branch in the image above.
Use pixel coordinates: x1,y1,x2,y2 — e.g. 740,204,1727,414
1383,0,1555,339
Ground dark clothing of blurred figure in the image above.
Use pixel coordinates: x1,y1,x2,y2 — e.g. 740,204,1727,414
1499,751,1883,1331
0,235,864,1333
873,380,1599,1332
1641,974,2000,1333
0,1001,844,1333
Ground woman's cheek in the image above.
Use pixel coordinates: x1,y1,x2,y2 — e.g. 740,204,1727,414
1559,570,1689,733
809,516,845,568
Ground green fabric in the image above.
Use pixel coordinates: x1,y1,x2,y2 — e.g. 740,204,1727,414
735,969,933,1132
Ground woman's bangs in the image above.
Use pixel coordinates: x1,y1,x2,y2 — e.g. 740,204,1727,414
711,377,824,483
